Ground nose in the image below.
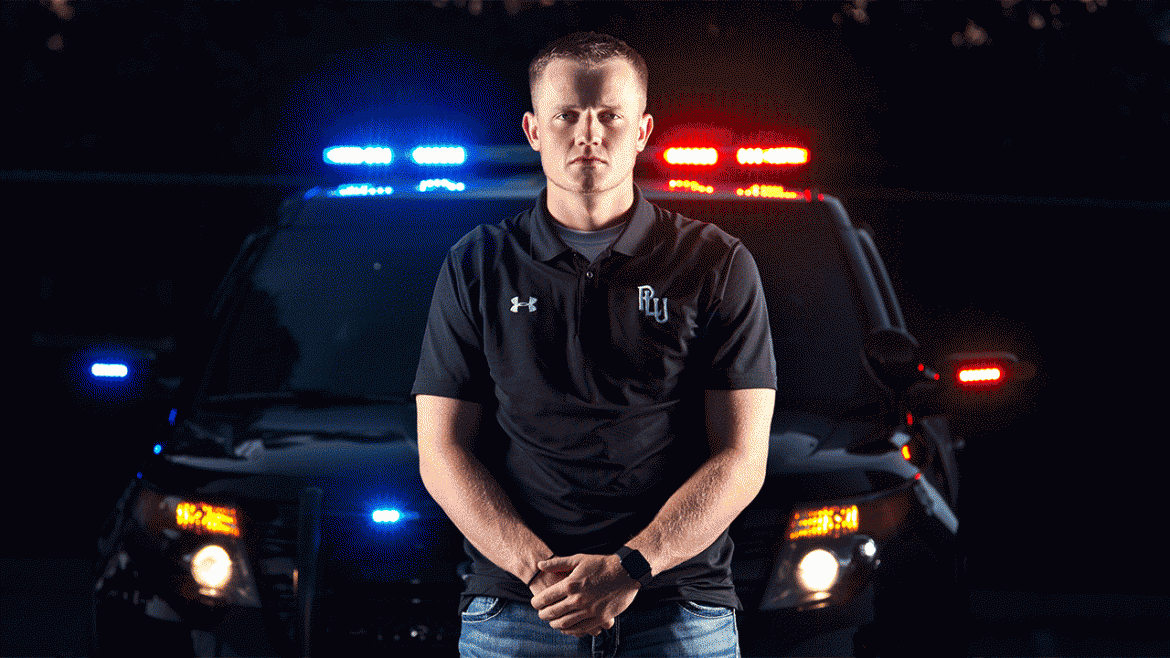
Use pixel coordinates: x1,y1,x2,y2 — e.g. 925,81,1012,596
576,113,602,146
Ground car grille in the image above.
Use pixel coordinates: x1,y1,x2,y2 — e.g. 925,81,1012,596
245,500,464,655
730,507,788,609
249,501,300,651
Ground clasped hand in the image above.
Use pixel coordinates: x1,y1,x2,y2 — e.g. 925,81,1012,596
528,553,641,638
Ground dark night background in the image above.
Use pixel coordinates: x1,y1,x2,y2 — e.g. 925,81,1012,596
4,0,1168,655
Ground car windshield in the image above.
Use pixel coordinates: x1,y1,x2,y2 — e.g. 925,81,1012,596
203,194,883,416
661,199,883,414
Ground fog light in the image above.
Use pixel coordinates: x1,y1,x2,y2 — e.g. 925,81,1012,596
796,549,839,592
191,544,232,591
860,538,877,559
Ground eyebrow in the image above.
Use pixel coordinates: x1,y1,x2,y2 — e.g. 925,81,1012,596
552,104,621,112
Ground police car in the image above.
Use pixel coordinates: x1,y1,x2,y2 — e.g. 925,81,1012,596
90,135,1031,657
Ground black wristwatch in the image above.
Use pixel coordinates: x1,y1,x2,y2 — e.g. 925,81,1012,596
615,546,653,587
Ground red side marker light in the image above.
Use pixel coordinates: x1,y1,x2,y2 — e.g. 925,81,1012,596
906,412,913,426
958,366,1003,384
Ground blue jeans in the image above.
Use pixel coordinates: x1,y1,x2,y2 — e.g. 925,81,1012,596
458,595,740,658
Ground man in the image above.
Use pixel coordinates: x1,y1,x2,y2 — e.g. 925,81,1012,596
413,32,776,657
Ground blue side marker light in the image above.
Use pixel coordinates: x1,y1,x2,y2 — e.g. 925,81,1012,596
412,146,466,165
137,472,143,479
168,408,177,426
153,444,163,455
418,178,466,192
372,509,402,523
91,363,128,378
323,146,393,165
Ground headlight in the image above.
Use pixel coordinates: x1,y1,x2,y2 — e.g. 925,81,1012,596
191,544,233,592
132,489,261,607
796,549,839,592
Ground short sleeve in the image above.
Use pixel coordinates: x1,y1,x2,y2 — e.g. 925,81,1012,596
702,244,778,390
411,249,495,403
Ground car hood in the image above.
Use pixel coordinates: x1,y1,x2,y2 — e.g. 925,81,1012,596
157,404,439,517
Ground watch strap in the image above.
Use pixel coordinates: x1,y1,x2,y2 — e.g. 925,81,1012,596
615,546,653,587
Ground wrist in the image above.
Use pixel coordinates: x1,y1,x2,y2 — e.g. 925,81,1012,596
615,546,654,588
523,551,555,586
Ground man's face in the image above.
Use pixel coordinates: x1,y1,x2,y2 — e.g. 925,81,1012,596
523,57,653,197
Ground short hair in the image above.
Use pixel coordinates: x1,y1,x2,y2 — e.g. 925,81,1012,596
528,32,649,111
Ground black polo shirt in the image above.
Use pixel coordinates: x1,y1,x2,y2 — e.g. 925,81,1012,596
412,185,776,613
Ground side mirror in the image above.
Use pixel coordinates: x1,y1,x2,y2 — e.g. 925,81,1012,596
861,328,923,396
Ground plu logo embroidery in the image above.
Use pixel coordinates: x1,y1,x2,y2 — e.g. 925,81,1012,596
510,296,537,313
637,285,668,323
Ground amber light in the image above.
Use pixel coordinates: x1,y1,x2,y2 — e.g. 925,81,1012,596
787,505,860,540
736,146,809,165
958,367,1002,383
901,445,912,460
176,502,241,537
663,147,718,165
736,184,802,199
668,179,714,193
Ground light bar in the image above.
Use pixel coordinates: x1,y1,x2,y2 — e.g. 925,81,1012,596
664,147,718,166
91,362,128,378
958,367,1002,383
418,178,466,192
323,146,393,165
330,184,393,197
737,147,809,165
787,505,860,540
412,146,466,165
175,501,241,537
668,179,714,194
736,184,802,199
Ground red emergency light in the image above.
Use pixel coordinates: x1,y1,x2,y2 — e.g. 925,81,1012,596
736,146,809,165
663,147,719,166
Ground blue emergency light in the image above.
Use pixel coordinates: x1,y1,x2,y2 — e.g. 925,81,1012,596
372,509,402,523
411,146,466,165
323,146,394,165
91,362,129,378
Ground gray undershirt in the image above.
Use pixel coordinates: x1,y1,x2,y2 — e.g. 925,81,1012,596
553,220,628,264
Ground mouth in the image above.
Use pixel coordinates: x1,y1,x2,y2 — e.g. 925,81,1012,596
571,156,606,165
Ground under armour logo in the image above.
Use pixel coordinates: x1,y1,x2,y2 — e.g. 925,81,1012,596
510,296,537,313
637,285,668,323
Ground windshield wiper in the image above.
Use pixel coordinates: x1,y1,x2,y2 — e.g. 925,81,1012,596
204,390,414,406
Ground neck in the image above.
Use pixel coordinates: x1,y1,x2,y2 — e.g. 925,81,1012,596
545,181,635,231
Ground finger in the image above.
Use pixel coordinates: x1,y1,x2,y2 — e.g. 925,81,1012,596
536,597,582,621
557,615,608,635
538,555,577,572
546,609,594,631
530,582,570,610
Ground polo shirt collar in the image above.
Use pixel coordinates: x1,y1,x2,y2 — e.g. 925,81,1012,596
529,184,657,262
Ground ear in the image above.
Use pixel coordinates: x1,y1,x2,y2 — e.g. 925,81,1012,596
636,113,654,153
522,111,541,152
